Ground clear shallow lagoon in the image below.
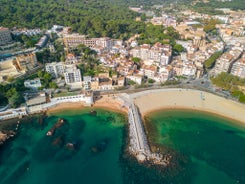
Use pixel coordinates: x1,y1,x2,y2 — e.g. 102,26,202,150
144,110,245,184
0,108,244,184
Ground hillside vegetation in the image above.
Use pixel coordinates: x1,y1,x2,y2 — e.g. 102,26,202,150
211,72,245,103
0,0,144,39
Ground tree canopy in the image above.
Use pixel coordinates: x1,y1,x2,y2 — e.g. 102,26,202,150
211,72,245,103
0,0,146,39
204,51,222,69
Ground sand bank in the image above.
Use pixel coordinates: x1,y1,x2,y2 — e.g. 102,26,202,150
132,89,245,124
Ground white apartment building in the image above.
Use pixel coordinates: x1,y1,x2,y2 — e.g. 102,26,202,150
45,62,64,78
64,65,82,84
158,65,173,81
126,75,142,85
231,56,245,78
0,27,12,45
83,76,92,90
131,43,172,66
24,78,42,90
182,63,197,77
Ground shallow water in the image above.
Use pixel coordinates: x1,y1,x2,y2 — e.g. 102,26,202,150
145,110,245,184
0,109,125,184
0,108,244,184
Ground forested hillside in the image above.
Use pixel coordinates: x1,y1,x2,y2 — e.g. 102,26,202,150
0,0,243,39
193,0,245,13
0,0,146,38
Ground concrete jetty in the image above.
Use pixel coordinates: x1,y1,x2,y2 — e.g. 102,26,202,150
120,94,168,165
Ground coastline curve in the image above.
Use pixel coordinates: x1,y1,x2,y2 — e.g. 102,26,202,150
131,88,245,124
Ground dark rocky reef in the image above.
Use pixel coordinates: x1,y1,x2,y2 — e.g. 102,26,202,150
0,130,16,145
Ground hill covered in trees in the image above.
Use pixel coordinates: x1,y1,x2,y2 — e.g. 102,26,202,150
0,0,147,38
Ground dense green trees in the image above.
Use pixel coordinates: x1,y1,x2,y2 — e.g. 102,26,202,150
12,34,41,48
0,0,146,39
211,72,245,103
0,93,8,106
194,0,245,11
173,44,184,54
37,70,57,89
73,44,97,57
36,40,65,63
203,19,219,33
137,24,179,46
0,77,27,107
204,51,223,69
5,88,24,108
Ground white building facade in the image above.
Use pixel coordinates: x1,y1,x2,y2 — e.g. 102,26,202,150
45,62,64,78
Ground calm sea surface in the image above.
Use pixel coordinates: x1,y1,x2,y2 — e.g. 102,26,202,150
0,108,244,184
144,109,245,184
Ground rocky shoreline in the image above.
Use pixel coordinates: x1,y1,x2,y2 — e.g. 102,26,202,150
0,130,16,145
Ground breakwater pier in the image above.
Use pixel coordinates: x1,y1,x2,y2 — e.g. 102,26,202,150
120,94,169,165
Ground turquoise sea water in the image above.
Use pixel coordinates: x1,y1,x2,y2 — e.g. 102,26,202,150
0,109,126,184
0,108,244,184
145,110,245,184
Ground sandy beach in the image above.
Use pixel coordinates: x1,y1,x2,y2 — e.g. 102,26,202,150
44,88,245,124
47,95,128,115
132,89,245,124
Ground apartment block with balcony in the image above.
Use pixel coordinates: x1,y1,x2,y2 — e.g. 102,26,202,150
64,65,82,85
231,54,245,78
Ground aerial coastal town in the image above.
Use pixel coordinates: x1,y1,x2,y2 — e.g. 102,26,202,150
0,1,245,165
0,0,245,183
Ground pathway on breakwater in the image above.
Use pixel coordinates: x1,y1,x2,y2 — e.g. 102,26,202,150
119,94,168,165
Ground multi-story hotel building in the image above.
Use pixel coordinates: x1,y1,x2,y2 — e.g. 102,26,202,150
0,27,12,45
63,34,113,49
64,65,82,84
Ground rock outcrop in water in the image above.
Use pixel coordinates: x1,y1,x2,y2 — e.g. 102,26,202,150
91,139,109,153
46,118,65,136
0,131,16,145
